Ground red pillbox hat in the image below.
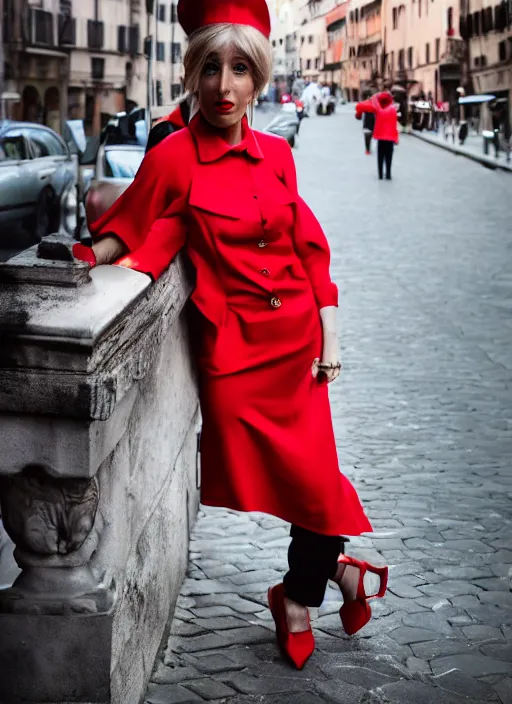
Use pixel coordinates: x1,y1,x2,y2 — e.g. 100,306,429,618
178,0,271,39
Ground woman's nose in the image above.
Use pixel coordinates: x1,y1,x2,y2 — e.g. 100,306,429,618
219,64,231,95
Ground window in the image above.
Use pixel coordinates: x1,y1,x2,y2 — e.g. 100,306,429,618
91,57,105,80
498,40,506,61
88,20,104,50
306,58,311,69
447,6,454,35
170,2,177,22
0,132,27,161
25,128,65,158
144,36,153,56
408,46,413,68
171,83,182,100
392,7,398,29
32,9,54,45
118,25,127,53
398,48,404,69
103,149,144,179
157,41,165,61
390,50,394,72
129,26,140,54
279,38,283,45
156,80,163,106
474,11,480,35
308,35,314,43
425,43,430,63
418,0,422,17
272,39,276,48
171,42,181,63
59,14,76,45
362,60,367,69
158,4,166,22
315,57,320,68
435,38,440,62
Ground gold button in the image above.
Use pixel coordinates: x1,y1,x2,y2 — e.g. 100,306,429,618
270,296,282,309
261,268,270,276
258,240,267,248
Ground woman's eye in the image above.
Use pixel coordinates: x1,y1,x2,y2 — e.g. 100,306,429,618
204,61,219,76
233,63,249,75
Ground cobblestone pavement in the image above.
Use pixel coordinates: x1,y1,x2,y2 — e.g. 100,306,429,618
145,110,512,704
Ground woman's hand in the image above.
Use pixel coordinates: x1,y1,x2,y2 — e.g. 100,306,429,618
73,235,127,267
312,306,342,384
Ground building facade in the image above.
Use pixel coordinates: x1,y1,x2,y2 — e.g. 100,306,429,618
463,0,512,124
380,0,464,104
343,0,383,100
2,0,186,135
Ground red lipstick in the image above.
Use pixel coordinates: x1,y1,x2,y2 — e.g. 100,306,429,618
215,100,235,114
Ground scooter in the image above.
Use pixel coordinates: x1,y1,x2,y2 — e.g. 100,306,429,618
264,102,300,148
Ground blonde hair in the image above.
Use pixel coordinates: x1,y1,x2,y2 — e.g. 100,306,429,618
184,23,272,98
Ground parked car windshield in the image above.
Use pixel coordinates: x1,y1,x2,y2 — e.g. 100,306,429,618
104,148,144,179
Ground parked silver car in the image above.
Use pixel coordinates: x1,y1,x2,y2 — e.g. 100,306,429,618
0,121,77,245
85,143,145,226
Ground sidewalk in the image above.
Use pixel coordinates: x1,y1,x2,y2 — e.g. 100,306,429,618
411,129,512,173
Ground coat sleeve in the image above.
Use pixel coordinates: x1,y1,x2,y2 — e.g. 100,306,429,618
89,140,187,281
279,139,338,309
355,98,378,118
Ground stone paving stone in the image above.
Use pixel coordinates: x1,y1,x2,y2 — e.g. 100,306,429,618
462,625,505,641
215,671,308,695
145,682,203,703
402,612,455,636
389,626,442,645
171,620,209,637
150,664,202,685
480,644,512,662
380,679,485,704
432,670,501,701
185,678,237,700
406,656,431,674
494,677,512,704
430,653,512,677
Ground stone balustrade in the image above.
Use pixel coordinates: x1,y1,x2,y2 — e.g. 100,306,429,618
0,238,200,704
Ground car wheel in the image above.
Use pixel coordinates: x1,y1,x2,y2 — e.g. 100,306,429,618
33,188,55,242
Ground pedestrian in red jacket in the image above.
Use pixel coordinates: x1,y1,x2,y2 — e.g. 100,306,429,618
74,0,387,670
356,92,399,180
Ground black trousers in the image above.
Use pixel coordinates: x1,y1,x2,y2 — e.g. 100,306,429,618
364,131,373,152
377,140,394,179
283,525,345,607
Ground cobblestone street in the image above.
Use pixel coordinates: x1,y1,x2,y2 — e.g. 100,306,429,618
145,110,512,704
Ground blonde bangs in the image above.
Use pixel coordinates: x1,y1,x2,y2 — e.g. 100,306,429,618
184,23,272,97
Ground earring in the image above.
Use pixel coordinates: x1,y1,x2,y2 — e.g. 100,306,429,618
247,101,254,126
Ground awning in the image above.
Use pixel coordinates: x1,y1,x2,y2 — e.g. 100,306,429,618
323,62,343,71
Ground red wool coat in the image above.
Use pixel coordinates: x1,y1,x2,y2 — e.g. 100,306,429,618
91,113,372,536
356,93,399,144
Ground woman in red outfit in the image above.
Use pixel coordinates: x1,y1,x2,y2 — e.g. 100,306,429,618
74,0,387,670
356,92,399,180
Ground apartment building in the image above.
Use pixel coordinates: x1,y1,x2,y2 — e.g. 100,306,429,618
2,0,185,135
462,0,512,117
343,0,383,100
324,1,349,91
381,0,464,104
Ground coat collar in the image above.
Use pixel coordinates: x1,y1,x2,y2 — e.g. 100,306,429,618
189,111,264,163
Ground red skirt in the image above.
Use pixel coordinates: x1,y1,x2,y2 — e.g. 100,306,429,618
198,304,373,537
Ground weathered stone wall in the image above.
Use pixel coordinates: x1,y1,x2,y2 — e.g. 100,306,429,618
0,251,200,704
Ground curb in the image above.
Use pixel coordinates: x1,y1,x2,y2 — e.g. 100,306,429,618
410,130,512,174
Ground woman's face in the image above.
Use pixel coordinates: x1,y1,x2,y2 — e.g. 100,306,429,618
198,45,255,129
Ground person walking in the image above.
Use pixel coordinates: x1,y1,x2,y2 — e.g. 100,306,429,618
362,110,376,155
356,92,399,180
73,0,387,671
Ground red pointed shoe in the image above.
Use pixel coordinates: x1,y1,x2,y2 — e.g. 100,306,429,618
72,243,97,266
337,555,388,636
268,583,315,670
